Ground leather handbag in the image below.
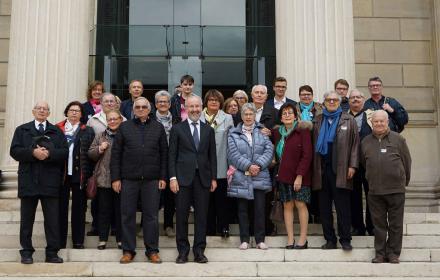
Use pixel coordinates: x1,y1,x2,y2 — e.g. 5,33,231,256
86,174,97,199
270,188,284,223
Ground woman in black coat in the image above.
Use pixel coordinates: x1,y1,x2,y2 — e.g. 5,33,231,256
81,80,105,124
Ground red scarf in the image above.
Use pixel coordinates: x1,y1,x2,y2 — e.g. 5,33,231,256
89,99,102,114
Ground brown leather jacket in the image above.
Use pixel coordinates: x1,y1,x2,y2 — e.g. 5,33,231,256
88,131,114,188
311,112,360,191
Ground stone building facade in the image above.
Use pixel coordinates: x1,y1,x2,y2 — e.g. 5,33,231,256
0,0,439,211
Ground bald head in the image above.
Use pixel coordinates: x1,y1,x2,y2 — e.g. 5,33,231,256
32,101,50,122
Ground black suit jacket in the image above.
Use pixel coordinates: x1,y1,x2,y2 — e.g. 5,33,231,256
168,120,217,188
233,104,281,129
265,97,297,109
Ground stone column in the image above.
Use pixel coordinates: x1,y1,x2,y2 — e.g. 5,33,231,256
275,0,356,100
1,0,92,187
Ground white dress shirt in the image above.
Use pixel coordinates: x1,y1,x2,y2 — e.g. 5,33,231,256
34,120,47,131
274,96,287,110
256,106,264,123
187,119,201,139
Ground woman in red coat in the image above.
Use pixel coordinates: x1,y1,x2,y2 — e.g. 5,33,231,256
273,103,313,249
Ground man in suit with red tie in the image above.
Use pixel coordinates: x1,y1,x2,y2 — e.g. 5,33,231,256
169,95,217,264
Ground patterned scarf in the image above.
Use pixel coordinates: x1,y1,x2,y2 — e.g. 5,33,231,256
316,107,342,156
276,122,297,159
203,108,218,129
90,99,102,114
300,102,314,121
242,123,255,146
156,110,173,143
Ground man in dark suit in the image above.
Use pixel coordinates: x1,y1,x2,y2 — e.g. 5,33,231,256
10,101,68,264
265,77,296,110
169,95,217,264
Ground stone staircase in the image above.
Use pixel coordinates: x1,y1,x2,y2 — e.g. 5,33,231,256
0,189,440,279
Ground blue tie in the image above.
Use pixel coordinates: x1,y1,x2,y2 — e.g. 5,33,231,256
38,123,44,134
192,122,199,150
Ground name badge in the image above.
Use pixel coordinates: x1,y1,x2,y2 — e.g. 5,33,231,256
341,126,347,130
381,149,387,153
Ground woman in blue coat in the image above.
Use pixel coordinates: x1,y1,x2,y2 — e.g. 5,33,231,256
227,103,274,250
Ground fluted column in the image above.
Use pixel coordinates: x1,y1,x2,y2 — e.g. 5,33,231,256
276,0,356,100
1,0,92,182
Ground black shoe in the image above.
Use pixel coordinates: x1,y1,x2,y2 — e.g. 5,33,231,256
341,242,353,251
45,255,63,263
351,229,366,236
97,244,106,250
175,254,188,264
194,254,208,263
86,229,99,236
285,244,295,249
110,229,116,236
294,240,308,249
73,244,85,249
21,256,33,264
221,228,230,239
367,229,375,236
321,241,337,249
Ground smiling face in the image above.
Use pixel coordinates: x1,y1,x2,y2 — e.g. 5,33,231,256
368,80,383,98
106,111,123,131
242,109,256,126
91,84,103,100
273,81,287,99
280,106,296,126
186,96,202,122
348,90,365,112
101,94,117,113
155,95,171,115
133,98,151,120
299,90,313,105
372,111,389,135
129,81,143,99
324,92,340,112
251,85,267,108
33,101,50,123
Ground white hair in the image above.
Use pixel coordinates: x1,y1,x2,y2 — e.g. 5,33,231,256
251,85,268,95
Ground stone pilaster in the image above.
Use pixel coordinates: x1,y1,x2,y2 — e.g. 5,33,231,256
1,0,92,185
275,0,356,100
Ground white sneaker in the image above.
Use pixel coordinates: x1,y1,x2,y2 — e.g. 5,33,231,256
257,242,268,250
239,242,249,250
165,227,175,237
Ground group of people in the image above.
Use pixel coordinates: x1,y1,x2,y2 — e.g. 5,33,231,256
10,74,411,265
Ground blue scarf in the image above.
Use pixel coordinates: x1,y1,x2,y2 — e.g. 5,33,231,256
276,122,297,159
300,102,314,121
316,107,342,156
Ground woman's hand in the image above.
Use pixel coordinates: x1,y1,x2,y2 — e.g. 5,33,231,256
293,175,302,192
249,164,260,176
98,142,109,154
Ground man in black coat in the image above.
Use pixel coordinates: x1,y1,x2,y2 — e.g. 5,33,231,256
10,101,68,264
111,97,168,264
169,95,217,264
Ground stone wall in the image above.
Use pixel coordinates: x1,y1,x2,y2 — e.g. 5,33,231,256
353,0,440,210
0,0,10,154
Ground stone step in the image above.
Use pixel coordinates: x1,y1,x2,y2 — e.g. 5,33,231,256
0,235,439,249
0,248,437,263
1,278,439,280
0,262,439,277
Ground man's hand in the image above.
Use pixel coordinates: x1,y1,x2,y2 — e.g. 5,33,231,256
347,167,356,180
293,175,303,192
158,180,166,190
32,146,49,160
210,179,217,192
382,103,394,113
261,127,271,137
249,164,260,176
112,180,121,193
170,179,179,193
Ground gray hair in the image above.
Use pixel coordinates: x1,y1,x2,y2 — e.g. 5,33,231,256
371,109,389,120
185,94,202,107
100,92,116,103
251,85,268,95
33,101,50,111
133,96,151,111
233,90,248,100
154,90,171,103
349,89,365,98
323,90,341,102
240,103,257,116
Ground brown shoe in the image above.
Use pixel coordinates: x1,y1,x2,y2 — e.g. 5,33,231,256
120,252,134,264
371,255,386,263
388,255,400,264
147,253,162,264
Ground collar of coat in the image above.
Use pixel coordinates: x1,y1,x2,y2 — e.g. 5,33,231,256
230,122,264,135
56,119,87,133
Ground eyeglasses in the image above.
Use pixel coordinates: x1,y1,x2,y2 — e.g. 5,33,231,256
349,95,364,100
103,100,116,104
156,100,169,104
107,117,121,123
282,111,295,116
325,98,340,103
68,109,81,113
235,97,246,100
368,84,382,88
299,93,312,97
134,105,149,110
34,107,49,112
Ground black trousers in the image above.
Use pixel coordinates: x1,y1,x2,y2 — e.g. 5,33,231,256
121,179,160,255
319,164,352,244
237,189,266,244
59,176,86,247
163,181,175,230
97,187,121,242
207,178,231,235
20,196,60,257
175,171,210,257
368,193,405,258
351,167,373,233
